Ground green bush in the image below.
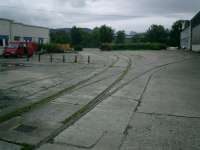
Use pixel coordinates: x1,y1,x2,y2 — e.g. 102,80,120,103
38,44,63,53
100,43,167,51
74,45,83,51
100,43,112,51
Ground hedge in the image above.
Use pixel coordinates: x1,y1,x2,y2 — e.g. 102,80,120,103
38,44,65,53
100,43,167,51
38,44,63,53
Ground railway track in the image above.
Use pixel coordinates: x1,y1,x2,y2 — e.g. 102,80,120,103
33,54,197,150
1,53,115,90
0,53,194,150
0,55,119,123
34,55,132,149
0,54,131,150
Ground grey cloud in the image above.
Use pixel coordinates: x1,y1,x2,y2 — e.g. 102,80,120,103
0,0,199,32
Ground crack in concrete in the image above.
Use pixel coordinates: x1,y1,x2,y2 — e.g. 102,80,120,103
118,68,167,150
117,57,198,150
110,96,140,102
133,71,157,112
137,112,200,119
33,56,131,149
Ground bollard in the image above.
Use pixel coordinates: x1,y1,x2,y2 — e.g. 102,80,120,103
50,55,53,63
26,55,29,62
62,55,65,63
38,54,41,62
88,56,90,64
74,55,78,63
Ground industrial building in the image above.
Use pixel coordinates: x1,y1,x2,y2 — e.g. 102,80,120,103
180,11,200,52
0,18,50,55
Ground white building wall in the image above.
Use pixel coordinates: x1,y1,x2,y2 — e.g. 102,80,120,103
0,19,11,55
0,18,50,55
192,24,200,52
180,27,191,50
0,19,10,36
11,23,49,43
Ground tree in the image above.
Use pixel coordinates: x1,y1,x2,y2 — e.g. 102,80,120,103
115,30,125,44
170,20,183,47
99,25,114,43
70,26,83,46
89,27,101,47
50,31,71,44
146,24,169,43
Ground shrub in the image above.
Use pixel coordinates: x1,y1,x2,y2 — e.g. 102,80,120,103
100,43,112,51
38,43,63,53
74,45,83,51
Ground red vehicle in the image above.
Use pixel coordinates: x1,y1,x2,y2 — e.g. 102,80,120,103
3,41,37,57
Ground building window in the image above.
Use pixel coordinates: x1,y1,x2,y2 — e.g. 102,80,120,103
24,37,32,42
14,36,20,41
38,38,44,44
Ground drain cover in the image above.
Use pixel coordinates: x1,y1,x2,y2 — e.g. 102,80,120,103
14,124,37,133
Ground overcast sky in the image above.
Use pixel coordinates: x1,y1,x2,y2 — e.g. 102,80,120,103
0,0,199,33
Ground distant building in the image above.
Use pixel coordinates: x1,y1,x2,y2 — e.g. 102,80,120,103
180,11,200,52
125,31,137,39
0,18,50,55
180,20,191,50
191,11,200,51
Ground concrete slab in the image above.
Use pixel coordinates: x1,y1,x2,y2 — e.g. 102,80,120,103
113,73,150,100
0,103,81,145
23,102,82,125
138,59,200,117
0,141,21,150
1,50,199,149
37,143,84,150
54,96,137,148
120,113,200,150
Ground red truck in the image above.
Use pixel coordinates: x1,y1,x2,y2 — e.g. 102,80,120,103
3,41,37,58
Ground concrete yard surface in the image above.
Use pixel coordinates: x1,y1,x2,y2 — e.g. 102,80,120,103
0,50,200,150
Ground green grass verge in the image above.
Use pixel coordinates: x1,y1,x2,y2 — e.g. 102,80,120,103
100,43,167,51
20,144,34,150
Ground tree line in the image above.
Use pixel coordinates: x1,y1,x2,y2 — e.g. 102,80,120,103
50,20,183,49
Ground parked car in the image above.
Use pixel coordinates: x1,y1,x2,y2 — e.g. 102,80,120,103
3,41,37,58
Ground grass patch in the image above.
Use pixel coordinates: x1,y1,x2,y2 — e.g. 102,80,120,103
20,144,34,150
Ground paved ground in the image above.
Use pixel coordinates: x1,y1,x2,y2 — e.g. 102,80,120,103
0,49,199,150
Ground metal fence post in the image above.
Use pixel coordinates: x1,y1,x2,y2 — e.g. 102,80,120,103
51,55,53,63
38,54,41,62
88,56,90,64
74,55,78,63
63,55,65,63
26,55,29,62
